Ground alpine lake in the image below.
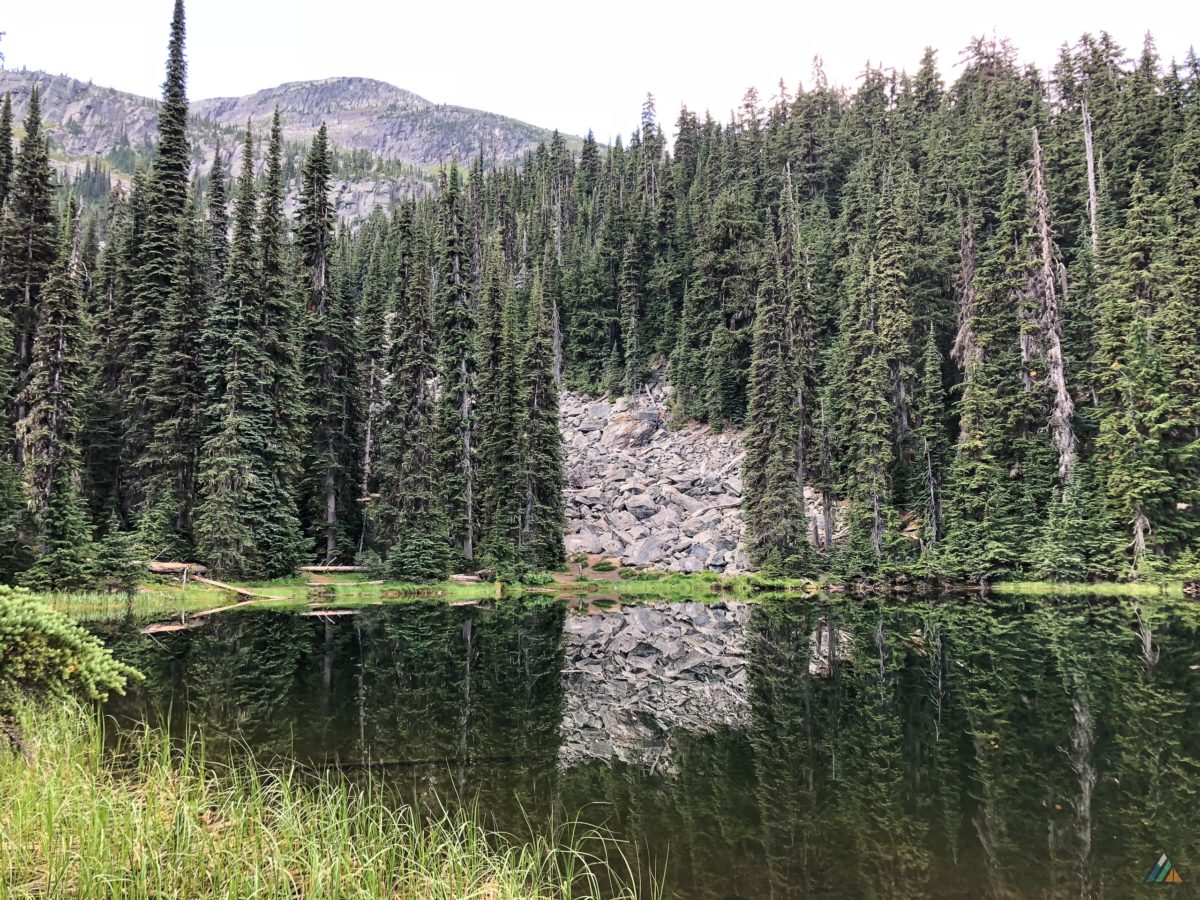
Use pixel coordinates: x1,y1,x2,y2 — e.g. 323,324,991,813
100,589,1200,899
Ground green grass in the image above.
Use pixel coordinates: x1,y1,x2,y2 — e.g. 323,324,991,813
38,587,235,625
991,580,1186,598
597,571,746,601
0,702,651,899
40,573,1182,627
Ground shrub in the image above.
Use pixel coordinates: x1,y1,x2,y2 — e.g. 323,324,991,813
385,532,448,584
0,586,142,713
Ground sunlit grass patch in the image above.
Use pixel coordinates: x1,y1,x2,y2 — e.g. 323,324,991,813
0,702,652,899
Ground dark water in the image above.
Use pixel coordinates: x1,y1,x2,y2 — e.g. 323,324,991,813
105,594,1200,899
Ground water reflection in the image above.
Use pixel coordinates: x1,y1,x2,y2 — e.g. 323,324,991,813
561,601,750,769
107,594,1200,899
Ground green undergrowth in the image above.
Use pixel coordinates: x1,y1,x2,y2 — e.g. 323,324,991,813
0,702,651,899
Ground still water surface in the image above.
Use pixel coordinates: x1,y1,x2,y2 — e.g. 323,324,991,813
106,594,1200,898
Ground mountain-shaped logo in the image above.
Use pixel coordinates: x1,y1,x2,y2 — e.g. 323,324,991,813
1145,853,1184,886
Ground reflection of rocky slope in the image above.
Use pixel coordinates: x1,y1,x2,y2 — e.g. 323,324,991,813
560,383,750,574
558,602,752,772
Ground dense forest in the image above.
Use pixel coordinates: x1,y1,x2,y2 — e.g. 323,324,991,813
1,1,1197,587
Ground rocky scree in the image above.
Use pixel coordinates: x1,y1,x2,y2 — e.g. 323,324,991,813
560,383,750,574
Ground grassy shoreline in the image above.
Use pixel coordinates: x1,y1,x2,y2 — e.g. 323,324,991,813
0,702,647,899
33,568,1188,627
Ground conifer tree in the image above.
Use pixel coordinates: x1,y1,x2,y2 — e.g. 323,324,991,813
254,110,307,572
618,234,643,394
436,163,477,567
194,129,261,578
520,272,565,570
834,176,914,573
93,509,143,597
1092,172,1174,574
0,93,13,209
17,213,88,520
206,144,229,287
299,123,359,562
940,184,1029,582
80,185,135,525
140,190,207,557
19,466,92,591
1,88,57,471
743,249,811,573
16,212,92,588
915,327,947,551
124,0,192,512
475,250,524,569
377,207,446,582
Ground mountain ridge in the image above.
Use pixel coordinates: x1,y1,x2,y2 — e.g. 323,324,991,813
0,68,585,218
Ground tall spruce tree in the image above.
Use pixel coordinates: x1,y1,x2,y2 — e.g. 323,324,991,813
475,249,524,569
139,189,208,558
436,163,477,567
16,211,92,588
299,123,359,562
254,110,307,572
0,93,13,209
520,272,566,570
1092,171,1174,575
1,88,57,475
377,206,447,582
742,248,811,573
194,129,264,577
125,0,192,514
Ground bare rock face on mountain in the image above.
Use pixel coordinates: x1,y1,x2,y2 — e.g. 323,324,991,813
193,77,565,166
0,70,578,221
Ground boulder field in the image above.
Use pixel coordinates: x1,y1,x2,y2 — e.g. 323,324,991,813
560,382,751,574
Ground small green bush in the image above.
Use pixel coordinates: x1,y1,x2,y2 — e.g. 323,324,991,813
0,586,142,712
591,560,617,572
522,572,554,587
385,532,448,584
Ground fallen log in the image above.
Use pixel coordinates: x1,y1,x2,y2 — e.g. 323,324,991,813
299,566,365,573
147,561,208,576
190,576,286,602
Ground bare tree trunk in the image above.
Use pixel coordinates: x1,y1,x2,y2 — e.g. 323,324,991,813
952,211,981,376
1031,127,1077,479
552,300,563,389
1082,102,1099,256
923,433,942,544
324,466,337,563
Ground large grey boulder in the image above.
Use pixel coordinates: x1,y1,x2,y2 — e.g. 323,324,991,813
625,537,665,566
624,493,658,520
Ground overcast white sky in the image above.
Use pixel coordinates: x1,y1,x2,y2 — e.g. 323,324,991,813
1,0,1197,142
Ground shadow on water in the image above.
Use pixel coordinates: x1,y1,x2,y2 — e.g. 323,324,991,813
104,592,1200,899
